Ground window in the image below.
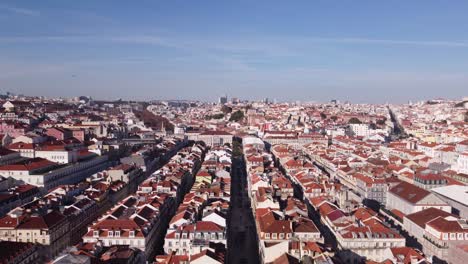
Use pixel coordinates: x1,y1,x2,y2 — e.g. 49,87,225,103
93,231,99,237
129,231,135,238
272,233,277,239
108,231,113,237
115,231,120,237
265,233,270,239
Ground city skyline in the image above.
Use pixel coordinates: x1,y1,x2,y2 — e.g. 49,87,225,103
1,1,468,103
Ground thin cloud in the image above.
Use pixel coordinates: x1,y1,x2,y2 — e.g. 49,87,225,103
1,34,468,48
0,5,40,16
304,37,468,47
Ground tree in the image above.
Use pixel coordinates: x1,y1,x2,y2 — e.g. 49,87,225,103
232,140,243,157
211,113,224,119
205,113,224,120
221,105,232,114
376,118,387,125
229,110,245,122
348,117,362,124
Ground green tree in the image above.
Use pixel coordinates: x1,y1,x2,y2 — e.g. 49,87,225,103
221,105,232,114
348,117,362,124
212,113,224,119
229,110,245,122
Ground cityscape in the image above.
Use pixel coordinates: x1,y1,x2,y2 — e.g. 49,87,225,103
1,1,468,264
0,95,465,264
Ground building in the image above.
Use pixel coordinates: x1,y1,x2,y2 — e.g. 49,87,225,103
218,96,227,105
457,152,468,174
431,185,468,218
164,221,226,256
83,194,175,260
107,164,143,183
0,210,69,258
354,173,388,205
0,148,22,165
197,131,233,147
45,127,73,141
386,181,451,217
0,156,109,190
0,241,40,264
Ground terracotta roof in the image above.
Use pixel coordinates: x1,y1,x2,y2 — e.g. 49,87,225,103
389,181,430,204
18,211,66,229
426,217,467,233
404,207,454,228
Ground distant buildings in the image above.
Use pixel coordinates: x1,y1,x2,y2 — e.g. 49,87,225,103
218,96,227,105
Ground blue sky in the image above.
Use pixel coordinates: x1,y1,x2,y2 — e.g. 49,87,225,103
0,1,467,102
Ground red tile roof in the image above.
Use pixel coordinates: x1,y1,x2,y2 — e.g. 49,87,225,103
389,181,430,204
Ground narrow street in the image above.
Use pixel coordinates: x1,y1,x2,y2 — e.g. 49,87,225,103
227,156,261,264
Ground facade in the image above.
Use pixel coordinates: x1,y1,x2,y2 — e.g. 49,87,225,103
45,127,73,141
0,241,40,264
0,210,69,258
164,221,226,255
354,173,388,205
197,131,233,147
83,194,175,259
0,156,109,190
457,152,468,174
431,185,468,218
0,148,22,165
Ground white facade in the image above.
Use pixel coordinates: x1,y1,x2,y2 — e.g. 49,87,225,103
35,150,78,164
349,124,371,137
456,153,468,174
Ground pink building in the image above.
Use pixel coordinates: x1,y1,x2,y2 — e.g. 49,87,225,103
46,127,73,140
0,122,28,138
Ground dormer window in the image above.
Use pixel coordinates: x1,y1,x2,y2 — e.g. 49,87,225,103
108,231,113,237
93,231,99,237
115,231,120,237
129,231,135,238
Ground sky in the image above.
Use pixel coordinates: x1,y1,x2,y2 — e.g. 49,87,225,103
0,1,467,103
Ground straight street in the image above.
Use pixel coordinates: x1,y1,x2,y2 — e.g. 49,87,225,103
227,156,261,264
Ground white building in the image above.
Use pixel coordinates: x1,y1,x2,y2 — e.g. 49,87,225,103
386,182,451,216
164,221,226,255
456,152,468,174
